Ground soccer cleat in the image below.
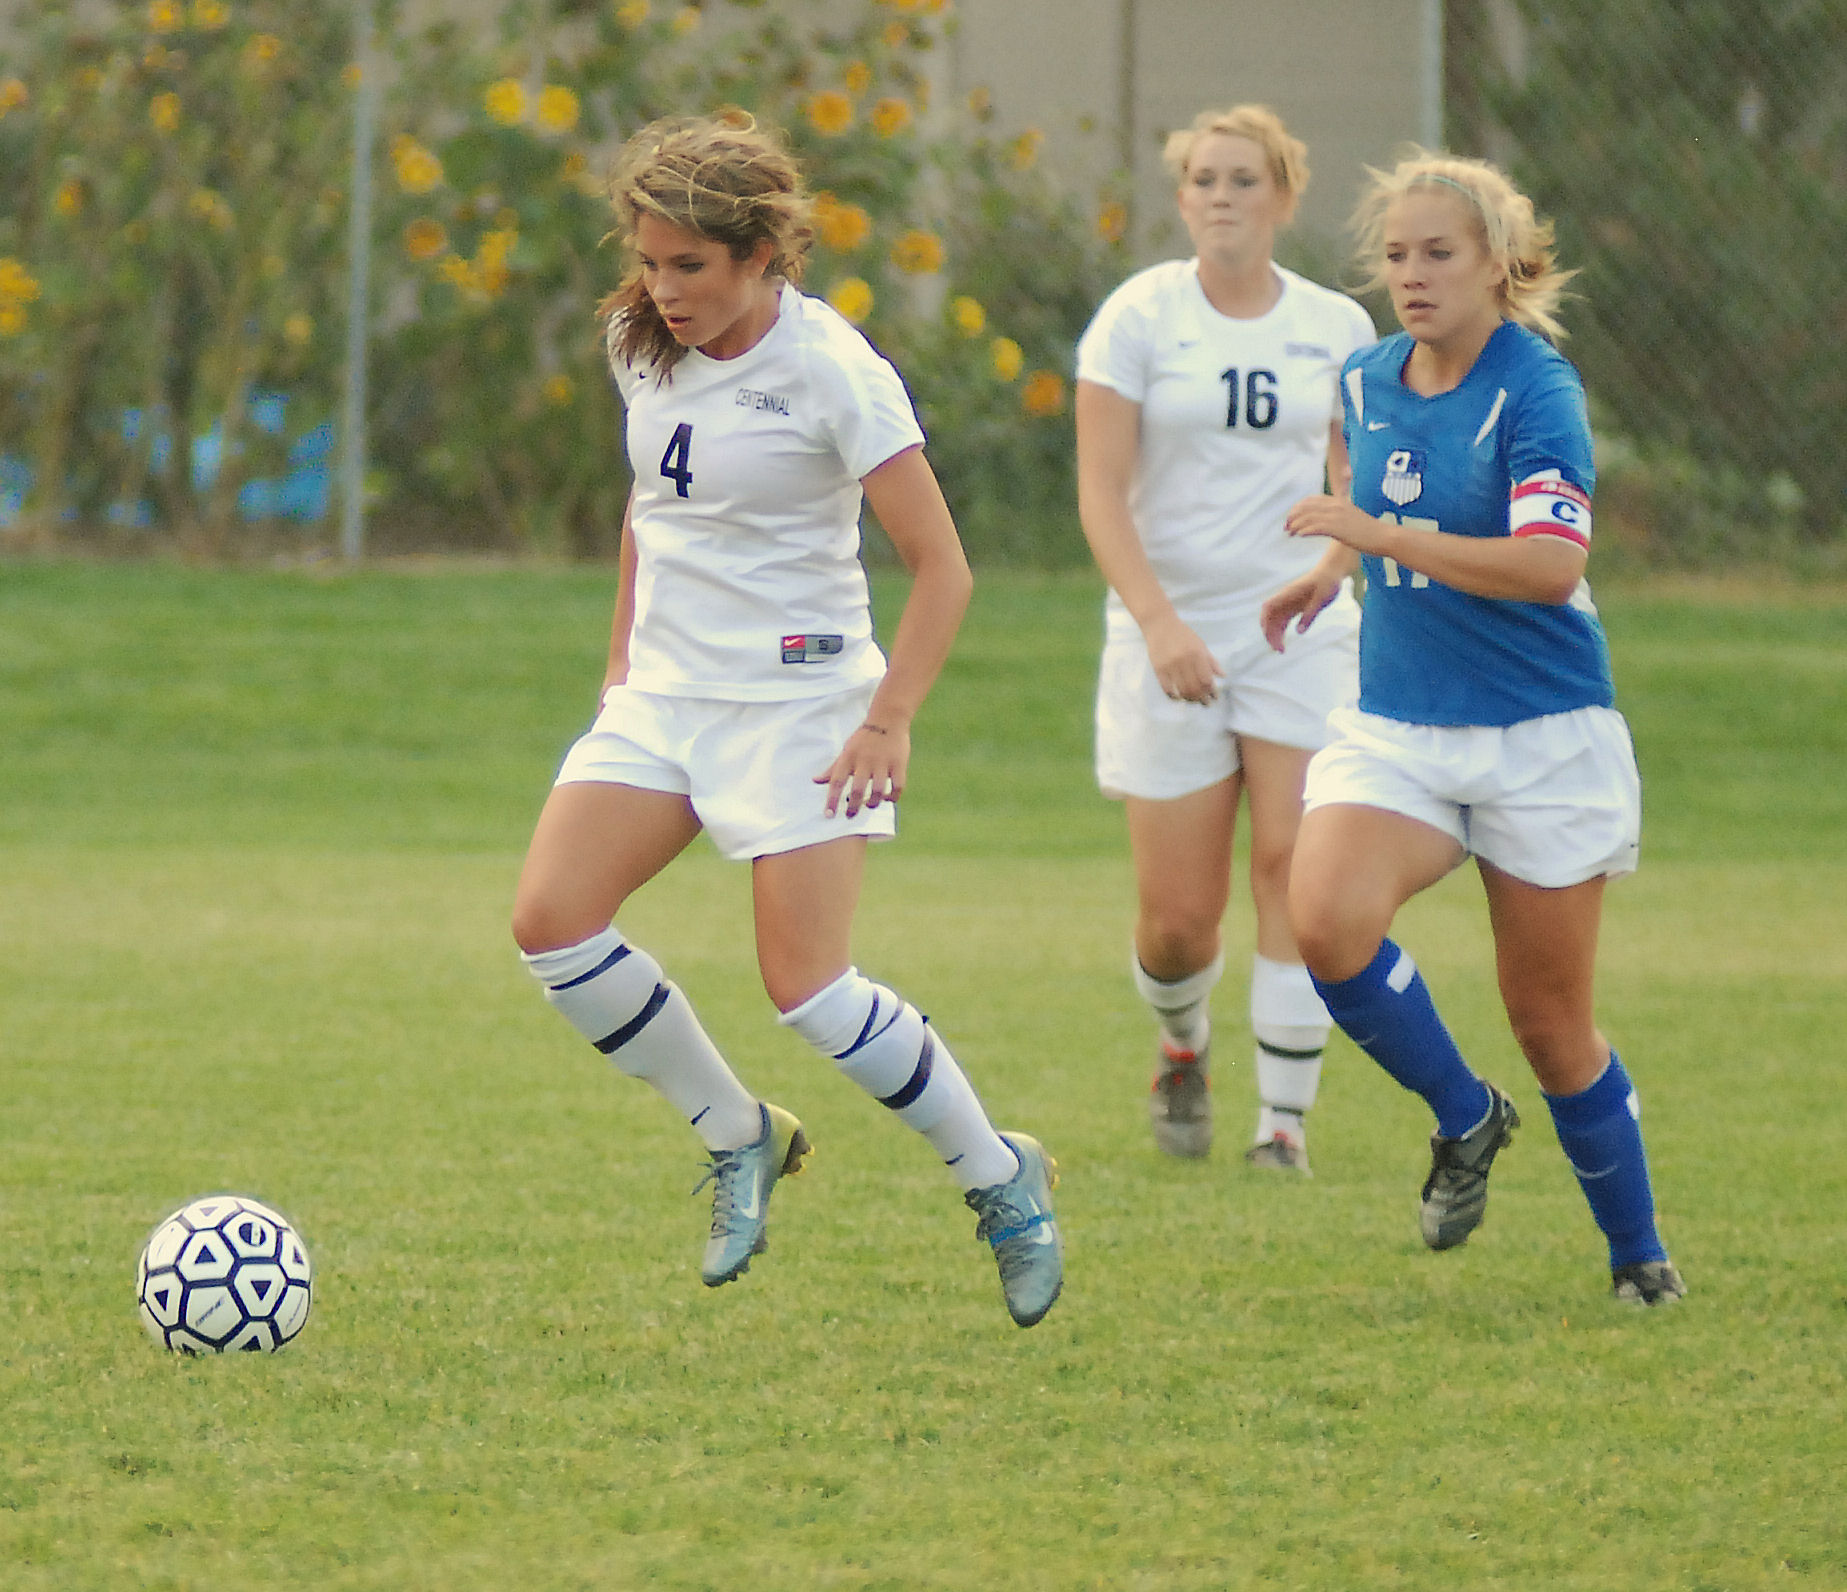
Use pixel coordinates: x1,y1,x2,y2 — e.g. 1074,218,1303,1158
965,1133,1064,1328
693,1102,811,1288
1244,1131,1312,1176
1149,1038,1211,1158
1419,1083,1520,1250
1612,1258,1686,1306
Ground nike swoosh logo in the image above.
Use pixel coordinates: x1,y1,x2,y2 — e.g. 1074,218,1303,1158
736,1180,762,1219
1366,419,1390,430
1567,1159,1619,1181
1029,1223,1056,1245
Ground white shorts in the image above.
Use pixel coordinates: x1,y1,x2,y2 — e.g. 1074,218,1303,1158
1095,594,1359,801
555,683,896,862
1303,703,1642,887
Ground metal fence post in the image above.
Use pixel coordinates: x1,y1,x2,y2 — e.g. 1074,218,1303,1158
340,0,379,563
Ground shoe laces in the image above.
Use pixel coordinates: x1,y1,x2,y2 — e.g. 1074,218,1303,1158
692,1148,750,1237
965,1184,1047,1254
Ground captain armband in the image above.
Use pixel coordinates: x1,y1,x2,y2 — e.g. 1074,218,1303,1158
1510,472,1592,548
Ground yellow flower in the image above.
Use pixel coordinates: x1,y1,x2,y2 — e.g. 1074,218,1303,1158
54,178,86,217
484,78,526,126
949,295,985,337
0,79,28,117
0,258,42,304
191,0,230,30
672,6,701,34
869,97,912,138
805,90,852,137
437,255,473,289
534,84,579,135
826,276,873,324
811,192,870,253
403,218,448,261
283,313,313,346
990,335,1022,382
615,0,649,26
187,189,234,231
243,34,281,70
543,373,575,407
149,92,181,133
889,228,944,275
147,0,183,33
342,62,363,89
882,20,909,47
0,303,25,337
1008,128,1043,171
1097,200,1128,244
842,60,872,96
392,136,443,194
1021,369,1066,417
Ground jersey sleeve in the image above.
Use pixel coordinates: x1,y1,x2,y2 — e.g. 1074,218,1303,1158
1506,360,1597,546
605,318,641,406
1074,280,1154,403
1328,297,1378,421
819,334,926,480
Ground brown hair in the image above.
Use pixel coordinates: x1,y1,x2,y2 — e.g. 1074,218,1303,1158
1351,149,1576,338
1162,104,1309,222
598,112,814,376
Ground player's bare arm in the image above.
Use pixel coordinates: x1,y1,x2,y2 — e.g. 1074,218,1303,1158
814,444,971,818
1284,492,1589,605
603,489,639,693
1075,379,1223,704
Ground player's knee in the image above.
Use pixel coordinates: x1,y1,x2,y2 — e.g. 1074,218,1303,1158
1289,898,1378,984
511,898,595,957
1137,905,1221,972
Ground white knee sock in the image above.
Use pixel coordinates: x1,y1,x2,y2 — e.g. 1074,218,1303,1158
522,928,763,1152
1131,947,1224,1053
1250,953,1331,1146
780,968,1019,1192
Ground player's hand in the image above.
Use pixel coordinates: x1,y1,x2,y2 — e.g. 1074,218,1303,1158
1143,612,1224,704
1260,572,1344,653
1285,494,1393,555
816,719,911,818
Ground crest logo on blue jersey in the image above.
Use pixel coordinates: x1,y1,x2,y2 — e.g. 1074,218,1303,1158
1380,449,1425,507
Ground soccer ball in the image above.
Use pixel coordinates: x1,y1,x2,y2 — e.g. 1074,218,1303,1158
137,1194,313,1354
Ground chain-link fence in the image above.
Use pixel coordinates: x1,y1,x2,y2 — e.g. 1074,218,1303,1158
2,0,1843,564
1446,0,1847,564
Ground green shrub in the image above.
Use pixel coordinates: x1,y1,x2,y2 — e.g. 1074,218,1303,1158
1,0,1125,564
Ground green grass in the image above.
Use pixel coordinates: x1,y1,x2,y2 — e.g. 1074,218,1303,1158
2,561,1844,1590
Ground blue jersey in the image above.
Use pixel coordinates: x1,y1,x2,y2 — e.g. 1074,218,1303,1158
1342,321,1612,727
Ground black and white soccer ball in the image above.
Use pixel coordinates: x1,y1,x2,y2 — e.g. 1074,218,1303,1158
137,1195,312,1354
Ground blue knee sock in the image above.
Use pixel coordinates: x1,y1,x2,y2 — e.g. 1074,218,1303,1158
1544,1053,1666,1269
1312,940,1491,1138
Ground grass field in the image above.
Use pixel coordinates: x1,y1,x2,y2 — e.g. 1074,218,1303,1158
3,561,1844,1590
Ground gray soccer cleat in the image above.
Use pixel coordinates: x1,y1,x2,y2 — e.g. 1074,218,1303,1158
1419,1083,1520,1250
1149,1038,1211,1159
694,1102,811,1287
1245,1131,1312,1176
965,1133,1064,1328
1612,1259,1686,1306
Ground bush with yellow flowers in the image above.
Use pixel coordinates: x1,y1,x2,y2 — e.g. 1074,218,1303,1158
1,0,1129,563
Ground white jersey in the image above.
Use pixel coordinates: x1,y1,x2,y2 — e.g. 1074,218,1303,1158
1076,260,1375,629
611,281,924,701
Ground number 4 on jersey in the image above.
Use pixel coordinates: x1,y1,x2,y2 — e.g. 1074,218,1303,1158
659,423,693,497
